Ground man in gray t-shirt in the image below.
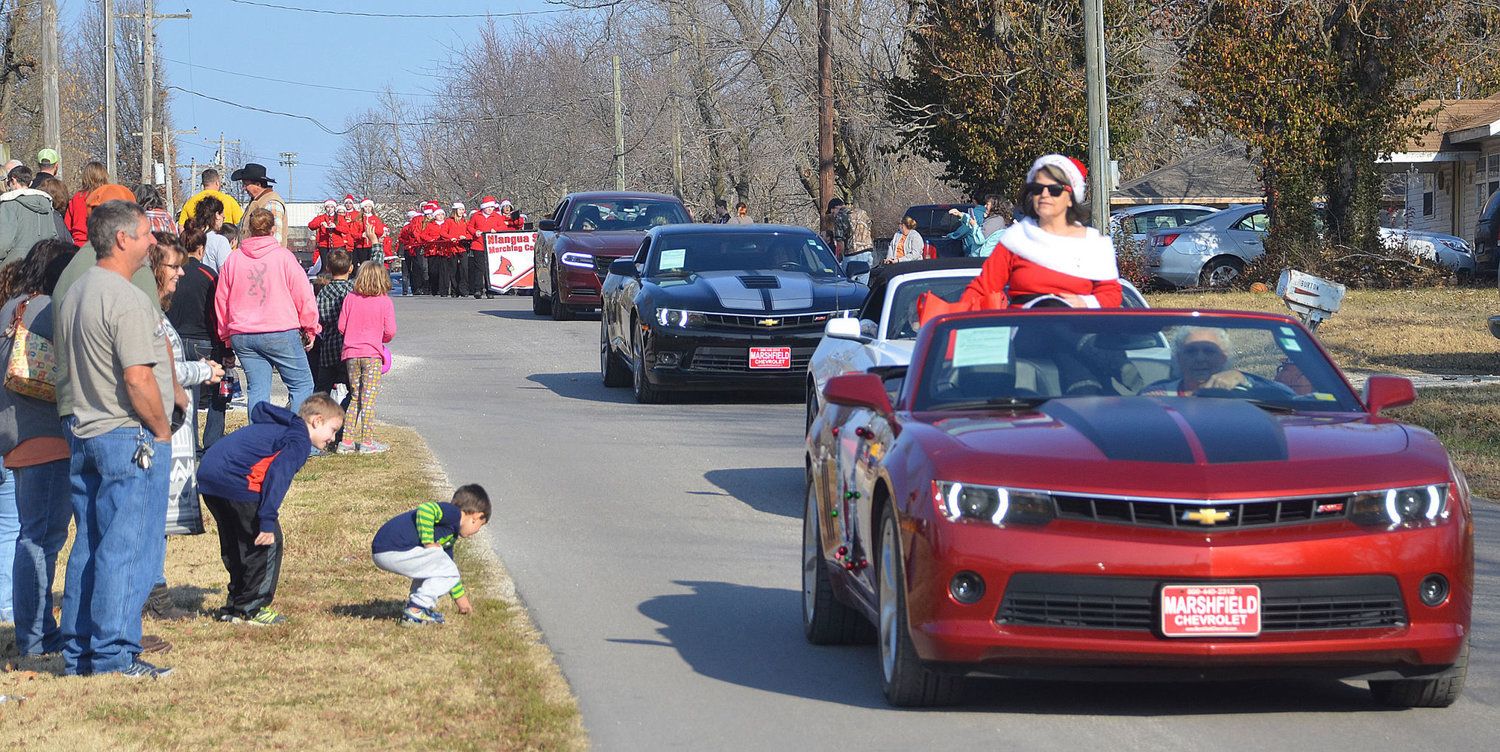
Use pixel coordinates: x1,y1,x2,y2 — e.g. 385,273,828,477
55,200,183,679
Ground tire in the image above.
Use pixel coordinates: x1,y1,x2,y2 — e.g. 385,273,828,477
531,263,552,316
1369,637,1468,708
631,325,664,404
601,315,630,387
803,478,874,645
805,381,820,436
1198,256,1244,288
550,263,575,321
877,503,964,707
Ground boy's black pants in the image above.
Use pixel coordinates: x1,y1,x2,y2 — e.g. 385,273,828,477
204,494,283,617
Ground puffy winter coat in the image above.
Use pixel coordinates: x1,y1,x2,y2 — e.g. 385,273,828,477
0,188,62,267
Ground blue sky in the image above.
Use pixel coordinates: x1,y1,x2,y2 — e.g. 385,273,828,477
73,0,568,198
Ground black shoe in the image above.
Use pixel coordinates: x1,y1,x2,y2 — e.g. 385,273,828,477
143,583,193,621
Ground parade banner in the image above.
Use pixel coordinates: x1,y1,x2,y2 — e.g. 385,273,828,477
166,391,204,535
485,231,537,292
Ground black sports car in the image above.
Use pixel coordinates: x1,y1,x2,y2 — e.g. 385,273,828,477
600,224,869,402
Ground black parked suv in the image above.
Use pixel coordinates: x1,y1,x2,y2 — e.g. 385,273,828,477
903,204,974,258
1479,189,1500,278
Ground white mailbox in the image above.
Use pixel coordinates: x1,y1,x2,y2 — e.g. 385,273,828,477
1276,269,1345,331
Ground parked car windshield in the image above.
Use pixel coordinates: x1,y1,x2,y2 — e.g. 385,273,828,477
567,200,691,231
648,231,843,276
911,313,1361,412
886,276,973,339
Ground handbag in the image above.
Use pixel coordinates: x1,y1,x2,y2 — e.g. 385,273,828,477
4,296,59,402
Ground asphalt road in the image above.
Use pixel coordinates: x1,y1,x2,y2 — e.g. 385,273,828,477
380,295,1498,751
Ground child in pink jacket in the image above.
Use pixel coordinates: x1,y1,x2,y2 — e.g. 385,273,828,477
338,261,397,453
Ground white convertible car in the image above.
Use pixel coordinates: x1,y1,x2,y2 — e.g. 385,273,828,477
804,258,1148,430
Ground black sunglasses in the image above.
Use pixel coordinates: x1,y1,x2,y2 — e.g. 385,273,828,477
1026,182,1070,198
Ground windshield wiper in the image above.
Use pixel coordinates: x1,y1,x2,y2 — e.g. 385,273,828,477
655,268,694,277
1242,399,1297,414
931,396,1051,411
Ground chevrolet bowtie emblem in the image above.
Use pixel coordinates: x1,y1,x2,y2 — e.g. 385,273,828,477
757,318,781,327
1183,507,1232,525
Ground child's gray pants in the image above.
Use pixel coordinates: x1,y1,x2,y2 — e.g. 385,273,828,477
372,547,459,609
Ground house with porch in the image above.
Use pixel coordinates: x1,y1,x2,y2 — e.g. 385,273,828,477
1379,95,1500,244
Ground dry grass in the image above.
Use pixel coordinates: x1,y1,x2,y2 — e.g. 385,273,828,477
1146,286,1500,374
0,419,585,751
1390,386,1500,500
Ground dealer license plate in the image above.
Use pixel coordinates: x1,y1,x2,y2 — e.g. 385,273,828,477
1160,584,1261,638
748,347,792,369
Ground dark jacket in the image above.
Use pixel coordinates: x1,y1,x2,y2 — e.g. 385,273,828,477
197,402,312,533
166,257,222,352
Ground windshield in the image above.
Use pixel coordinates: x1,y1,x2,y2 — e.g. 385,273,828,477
884,276,973,339
910,313,1361,412
649,232,843,276
567,199,690,231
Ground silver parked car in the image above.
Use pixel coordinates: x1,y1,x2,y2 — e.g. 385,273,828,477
1109,204,1218,250
1377,228,1476,279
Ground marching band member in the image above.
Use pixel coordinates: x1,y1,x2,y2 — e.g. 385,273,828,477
309,199,346,271
466,197,507,300
357,199,387,268
397,209,423,296
498,199,525,231
337,194,367,263
420,205,465,297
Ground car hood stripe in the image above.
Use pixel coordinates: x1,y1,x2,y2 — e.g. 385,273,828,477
1038,397,1288,464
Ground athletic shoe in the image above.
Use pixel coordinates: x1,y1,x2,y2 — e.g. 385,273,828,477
119,657,173,679
244,607,287,626
337,440,356,454
358,440,389,454
401,605,445,626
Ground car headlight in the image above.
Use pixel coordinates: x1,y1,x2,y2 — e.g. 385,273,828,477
655,308,706,328
560,251,594,268
1440,239,1473,255
933,481,1054,526
1348,484,1449,528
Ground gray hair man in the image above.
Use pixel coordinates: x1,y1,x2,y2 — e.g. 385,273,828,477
55,199,185,679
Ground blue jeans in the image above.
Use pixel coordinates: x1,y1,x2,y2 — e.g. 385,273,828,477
843,250,874,285
60,424,170,676
11,458,71,654
232,329,314,414
182,337,227,451
0,462,17,623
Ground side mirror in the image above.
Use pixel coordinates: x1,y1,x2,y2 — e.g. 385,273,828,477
609,258,639,278
1487,315,1500,339
1364,375,1415,415
537,219,557,232
824,316,869,343
823,373,895,419
844,260,871,280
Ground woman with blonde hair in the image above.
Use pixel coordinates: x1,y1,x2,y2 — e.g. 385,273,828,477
886,216,925,264
337,261,396,454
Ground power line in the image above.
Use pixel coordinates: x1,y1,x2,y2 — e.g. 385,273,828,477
159,56,438,98
165,84,532,135
223,0,576,19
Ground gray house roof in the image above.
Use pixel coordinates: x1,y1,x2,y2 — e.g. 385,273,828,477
1112,141,1263,207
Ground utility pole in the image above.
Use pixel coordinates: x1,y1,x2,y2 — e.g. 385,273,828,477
42,0,60,161
1082,0,1112,229
817,0,834,228
667,5,683,200
119,2,191,186
105,0,116,178
613,55,625,191
280,152,299,201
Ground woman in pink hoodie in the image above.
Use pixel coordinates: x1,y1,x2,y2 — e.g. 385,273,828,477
215,209,321,414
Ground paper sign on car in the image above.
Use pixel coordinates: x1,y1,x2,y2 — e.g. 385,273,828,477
1160,584,1261,637
749,347,792,369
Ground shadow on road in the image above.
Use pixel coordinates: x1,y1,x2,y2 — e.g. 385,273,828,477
480,308,601,322
622,580,1413,714
704,467,802,517
330,599,408,621
525,372,636,404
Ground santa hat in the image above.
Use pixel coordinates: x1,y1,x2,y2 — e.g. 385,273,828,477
432,206,447,218
343,194,356,203
421,202,436,215
360,198,374,208
406,210,420,218
500,199,513,209
1027,154,1087,198
480,196,499,209
323,199,337,207
452,201,465,210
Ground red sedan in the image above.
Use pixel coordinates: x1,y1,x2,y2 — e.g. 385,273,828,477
804,308,1472,707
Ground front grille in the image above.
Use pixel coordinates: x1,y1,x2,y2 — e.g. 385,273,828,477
997,574,1406,633
1053,493,1352,530
689,346,816,373
699,312,845,332
592,256,616,282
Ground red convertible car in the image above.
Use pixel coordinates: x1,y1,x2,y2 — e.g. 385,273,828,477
804,308,1472,707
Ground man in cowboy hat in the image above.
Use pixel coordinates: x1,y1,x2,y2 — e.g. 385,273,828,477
229,163,288,247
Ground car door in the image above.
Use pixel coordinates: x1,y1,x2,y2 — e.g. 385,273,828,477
611,238,650,357
535,199,568,298
1225,209,1268,262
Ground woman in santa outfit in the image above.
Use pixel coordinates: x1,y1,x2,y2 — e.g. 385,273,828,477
336,194,367,263
919,154,1122,323
466,197,508,299
356,199,387,267
308,198,345,275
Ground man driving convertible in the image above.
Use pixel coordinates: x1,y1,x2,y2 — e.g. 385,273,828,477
1140,326,1295,397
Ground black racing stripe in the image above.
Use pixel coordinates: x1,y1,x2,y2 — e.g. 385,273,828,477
1040,399,1195,464
1170,398,1288,464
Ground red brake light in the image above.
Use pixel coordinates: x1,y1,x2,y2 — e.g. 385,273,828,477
1156,233,1180,247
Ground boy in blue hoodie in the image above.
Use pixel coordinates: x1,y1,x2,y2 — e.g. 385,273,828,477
198,394,344,625
372,484,490,625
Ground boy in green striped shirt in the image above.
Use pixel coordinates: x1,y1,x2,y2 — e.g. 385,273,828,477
371,485,491,624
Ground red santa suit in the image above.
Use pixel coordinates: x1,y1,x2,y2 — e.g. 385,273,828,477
468,208,507,252
918,218,1122,325
309,206,346,249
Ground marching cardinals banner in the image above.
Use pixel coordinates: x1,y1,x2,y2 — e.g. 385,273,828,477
485,232,536,292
